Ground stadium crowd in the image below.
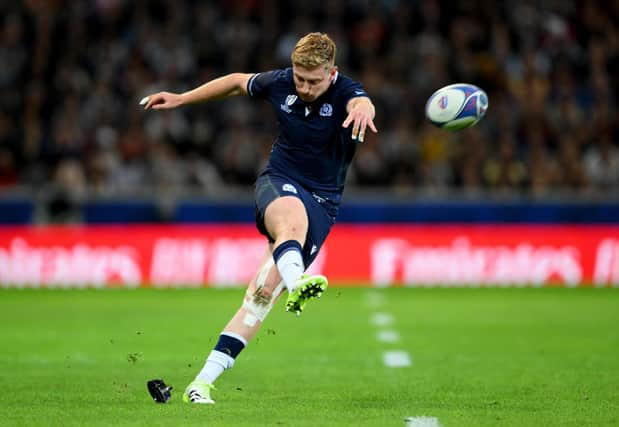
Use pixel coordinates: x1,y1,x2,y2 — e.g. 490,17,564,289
1,0,618,199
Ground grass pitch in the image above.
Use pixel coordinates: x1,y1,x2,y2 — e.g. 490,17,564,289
0,287,618,427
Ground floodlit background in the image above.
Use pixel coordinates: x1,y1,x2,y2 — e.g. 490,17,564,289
1,1,618,206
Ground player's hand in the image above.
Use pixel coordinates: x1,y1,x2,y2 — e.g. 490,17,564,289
139,92,184,110
342,98,378,143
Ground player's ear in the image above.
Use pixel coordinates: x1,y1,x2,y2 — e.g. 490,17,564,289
329,66,338,81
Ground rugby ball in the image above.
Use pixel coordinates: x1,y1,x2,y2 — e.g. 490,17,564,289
425,83,488,130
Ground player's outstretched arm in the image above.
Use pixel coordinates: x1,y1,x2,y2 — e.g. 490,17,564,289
140,73,253,110
342,97,377,143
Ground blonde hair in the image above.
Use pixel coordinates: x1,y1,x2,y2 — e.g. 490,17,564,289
291,32,336,69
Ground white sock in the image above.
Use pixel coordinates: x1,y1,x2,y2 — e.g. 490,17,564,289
276,249,304,293
195,350,235,384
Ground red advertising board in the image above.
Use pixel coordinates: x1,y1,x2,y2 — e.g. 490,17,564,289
1,225,619,287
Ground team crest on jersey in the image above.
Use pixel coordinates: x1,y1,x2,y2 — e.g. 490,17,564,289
280,95,297,113
282,183,297,194
319,103,333,117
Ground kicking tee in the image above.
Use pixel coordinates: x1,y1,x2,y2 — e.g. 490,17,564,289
247,68,369,198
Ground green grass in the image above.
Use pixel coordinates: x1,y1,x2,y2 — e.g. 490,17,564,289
0,287,618,426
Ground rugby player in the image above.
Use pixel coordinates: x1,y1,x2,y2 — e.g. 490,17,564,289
141,32,377,404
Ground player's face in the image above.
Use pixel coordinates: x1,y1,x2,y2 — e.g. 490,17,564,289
293,64,337,102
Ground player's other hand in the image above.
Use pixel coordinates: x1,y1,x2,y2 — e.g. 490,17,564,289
139,92,183,110
342,98,378,143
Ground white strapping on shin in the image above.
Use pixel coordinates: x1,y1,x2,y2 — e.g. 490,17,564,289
242,312,258,327
256,258,274,288
242,280,284,323
242,258,284,324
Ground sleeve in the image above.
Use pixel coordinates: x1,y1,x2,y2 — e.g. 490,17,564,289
336,77,370,108
246,69,282,99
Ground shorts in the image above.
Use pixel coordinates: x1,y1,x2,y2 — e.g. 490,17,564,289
254,173,339,267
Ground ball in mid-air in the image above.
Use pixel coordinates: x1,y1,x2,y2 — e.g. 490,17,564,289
425,83,488,130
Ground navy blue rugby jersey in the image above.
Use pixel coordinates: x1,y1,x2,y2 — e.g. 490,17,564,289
247,68,369,195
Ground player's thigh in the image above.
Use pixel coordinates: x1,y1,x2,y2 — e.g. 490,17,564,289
264,196,308,242
254,174,309,243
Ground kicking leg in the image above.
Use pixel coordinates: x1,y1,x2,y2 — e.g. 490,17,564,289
265,196,307,294
265,196,328,315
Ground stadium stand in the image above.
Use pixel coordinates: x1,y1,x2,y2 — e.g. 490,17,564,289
1,1,617,223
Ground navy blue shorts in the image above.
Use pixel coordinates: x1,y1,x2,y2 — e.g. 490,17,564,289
254,173,339,267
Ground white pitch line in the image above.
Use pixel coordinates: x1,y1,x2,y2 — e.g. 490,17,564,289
376,329,401,343
370,312,394,327
367,294,411,370
383,350,412,367
404,417,443,427
364,290,385,308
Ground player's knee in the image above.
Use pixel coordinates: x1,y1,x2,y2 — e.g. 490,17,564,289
264,198,308,241
270,218,308,245
277,226,306,245
241,283,282,326
241,259,285,326
252,285,273,303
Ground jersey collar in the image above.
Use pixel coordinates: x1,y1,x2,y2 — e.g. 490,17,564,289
332,71,339,85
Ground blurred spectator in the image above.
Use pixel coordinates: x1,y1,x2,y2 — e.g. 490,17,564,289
483,134,527,190
453,127,486,195
556,134,589,190
583,133,619,189
0,0,617,198
46,158,86,222
0,147,18,188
